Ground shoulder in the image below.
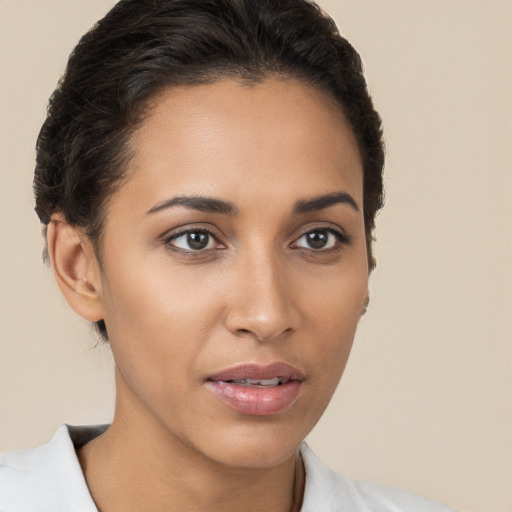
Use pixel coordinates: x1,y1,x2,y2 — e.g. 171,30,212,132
0,425,105,512
300,443,459,512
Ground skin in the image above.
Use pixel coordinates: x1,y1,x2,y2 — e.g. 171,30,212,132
48,78,369,512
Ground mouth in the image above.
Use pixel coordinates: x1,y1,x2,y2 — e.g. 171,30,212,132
206,363,304,416
224,377,288,388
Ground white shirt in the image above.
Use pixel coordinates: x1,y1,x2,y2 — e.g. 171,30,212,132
0,425,458,511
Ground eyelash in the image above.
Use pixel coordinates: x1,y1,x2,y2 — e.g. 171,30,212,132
162,226,350,255
292,228,350,253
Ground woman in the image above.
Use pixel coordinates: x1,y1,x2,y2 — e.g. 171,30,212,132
0,0,456,510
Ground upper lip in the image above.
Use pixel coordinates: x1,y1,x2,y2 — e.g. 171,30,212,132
208,363,305,382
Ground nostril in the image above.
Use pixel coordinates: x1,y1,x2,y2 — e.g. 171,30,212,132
234,325,295,342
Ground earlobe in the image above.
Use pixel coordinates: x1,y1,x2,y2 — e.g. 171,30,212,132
47,214,104,322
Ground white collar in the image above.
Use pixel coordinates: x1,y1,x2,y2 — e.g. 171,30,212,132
0,424,455,512
1,424,102,511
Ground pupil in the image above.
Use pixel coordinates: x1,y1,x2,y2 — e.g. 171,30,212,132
187,232,209,250
307,231,328,249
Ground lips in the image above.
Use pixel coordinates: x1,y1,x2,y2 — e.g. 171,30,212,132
206,363,304,416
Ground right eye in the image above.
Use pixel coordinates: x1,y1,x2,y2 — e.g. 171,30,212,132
166,229,217,252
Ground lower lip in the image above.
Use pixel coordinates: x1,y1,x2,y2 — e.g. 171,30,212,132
206,380,301,416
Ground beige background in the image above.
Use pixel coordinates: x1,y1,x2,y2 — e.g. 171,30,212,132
1,1,511,511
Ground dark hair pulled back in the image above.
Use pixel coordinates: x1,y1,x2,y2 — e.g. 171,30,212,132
34,0,384,339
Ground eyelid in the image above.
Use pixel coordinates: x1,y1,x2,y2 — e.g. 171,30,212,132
164,226,215,242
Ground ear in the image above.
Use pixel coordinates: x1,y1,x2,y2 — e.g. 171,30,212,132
361,292,370,316
47,214,104,322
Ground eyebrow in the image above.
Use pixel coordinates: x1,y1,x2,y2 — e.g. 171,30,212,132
146,191,359,217
293,192,360,214
146,196,238,216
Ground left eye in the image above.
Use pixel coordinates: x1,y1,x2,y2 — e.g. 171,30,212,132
167,230,217,251
294,229,341,250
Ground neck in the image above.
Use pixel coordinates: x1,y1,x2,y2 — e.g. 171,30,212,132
78,374,305,512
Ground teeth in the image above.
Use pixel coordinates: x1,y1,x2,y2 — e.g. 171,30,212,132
230,377,286,387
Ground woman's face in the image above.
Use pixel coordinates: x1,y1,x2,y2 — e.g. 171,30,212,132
95,78,368,468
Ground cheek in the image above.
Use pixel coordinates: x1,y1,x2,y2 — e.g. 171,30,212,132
302,259,367,333
102,249,221,333
99,257,225,390
301,258,368,380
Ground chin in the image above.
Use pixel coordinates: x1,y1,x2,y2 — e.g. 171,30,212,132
192,420,308,470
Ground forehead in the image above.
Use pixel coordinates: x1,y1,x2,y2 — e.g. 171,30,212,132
111,78,363,215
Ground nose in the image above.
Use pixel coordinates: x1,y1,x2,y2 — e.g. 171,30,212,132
224,249,301,342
